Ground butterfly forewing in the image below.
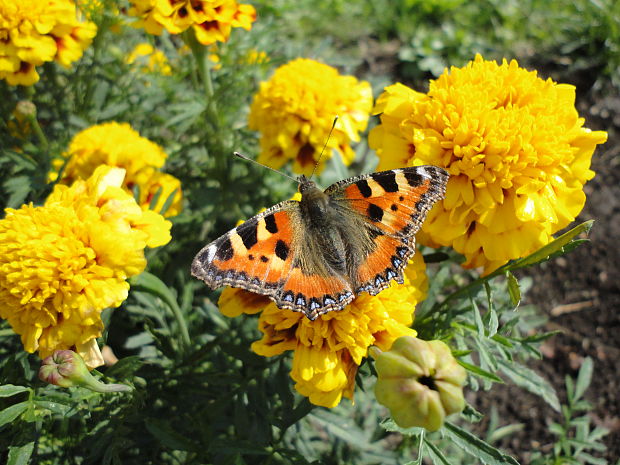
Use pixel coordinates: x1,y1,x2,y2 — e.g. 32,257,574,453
325,166,448,294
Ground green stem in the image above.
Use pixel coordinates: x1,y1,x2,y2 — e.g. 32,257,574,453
130,272,192,351
164,292,192,350
29,115,49,153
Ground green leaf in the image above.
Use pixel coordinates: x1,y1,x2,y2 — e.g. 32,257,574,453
443,422,520,465
381,418,425,437
471,298,485,338
7,442,35,465
148,185,164,211
506,272,521,307
574,357,593,402
0,402,28,427
159,188,179,216
508,221,593,270
145,418,196,451
0,385,30,398
424,438,455,465
33,400,71,416
457,360,503,383
104,356,144,379
499,360,560,411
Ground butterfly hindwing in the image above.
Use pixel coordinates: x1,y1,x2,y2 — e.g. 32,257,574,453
325,166,449,294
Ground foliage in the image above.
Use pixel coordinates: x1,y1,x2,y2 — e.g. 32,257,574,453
0,0,613,464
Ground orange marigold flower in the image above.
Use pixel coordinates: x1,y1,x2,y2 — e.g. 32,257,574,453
0,0,97,86
127,0,256,46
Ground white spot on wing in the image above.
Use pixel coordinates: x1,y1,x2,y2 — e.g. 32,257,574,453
206,244,217,263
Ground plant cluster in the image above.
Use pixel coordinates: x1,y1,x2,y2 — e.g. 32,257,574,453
0,1,612,464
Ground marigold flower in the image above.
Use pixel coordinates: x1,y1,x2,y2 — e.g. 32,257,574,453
369,55,608,273
372,336,466,431
248,58,373,175
0,166,172,367
0,0,97,86
125,43,172,75
127,0,256,46
219,252,428,408
53,122,183,217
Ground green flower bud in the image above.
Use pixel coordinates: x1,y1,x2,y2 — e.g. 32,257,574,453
39,350,131,393
14,101,36,119
372,336,466,431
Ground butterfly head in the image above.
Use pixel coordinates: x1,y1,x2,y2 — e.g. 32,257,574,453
297,175,318,194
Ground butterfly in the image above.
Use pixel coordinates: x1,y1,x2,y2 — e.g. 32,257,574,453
191,166,449,320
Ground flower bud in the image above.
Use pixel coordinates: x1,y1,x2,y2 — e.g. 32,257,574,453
372,336,466,431
39,350,131,393
15,101,36,119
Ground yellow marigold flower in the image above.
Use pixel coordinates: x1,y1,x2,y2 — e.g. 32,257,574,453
248,58,373,175
0,0,97,86
53,122,183,217
218,252,428,408
0,166,171,368
125,43,172,76
128,0,256,46
369,55,608,274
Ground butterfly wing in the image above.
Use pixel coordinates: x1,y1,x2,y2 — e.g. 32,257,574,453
191,200,300,296
191,199,354,320
324,166,449,295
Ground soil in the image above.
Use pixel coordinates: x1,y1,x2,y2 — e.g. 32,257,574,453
470,85,620,462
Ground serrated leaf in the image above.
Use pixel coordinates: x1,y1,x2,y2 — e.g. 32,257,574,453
381,418,425,437
145,418,196,451
0,402,28,427
0,385,30,398
506,272,521,307
425,438,455,465
462,404,484,423
508,221,593,270
443,422,520,465
577,452,607,465
471,298,485,338
104,356,144,379
574,357,593,401
457,360,503,383
7,441,35,465
499,360,560,411
4,176,31,208
34,400,71,416
148,185,164,211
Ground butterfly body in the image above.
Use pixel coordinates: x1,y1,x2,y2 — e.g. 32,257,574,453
192,166,449,320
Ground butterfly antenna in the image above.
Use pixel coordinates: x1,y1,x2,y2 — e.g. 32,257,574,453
309,116,338,181
234,152,298,183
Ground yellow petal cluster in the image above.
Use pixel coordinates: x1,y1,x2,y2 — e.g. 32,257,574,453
0,0,97,86
219,252,428,408
369,55,608,274
53,122,183,217
125,43,172,76
128,0,256,46
248,58,373,175
0,166,172,367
